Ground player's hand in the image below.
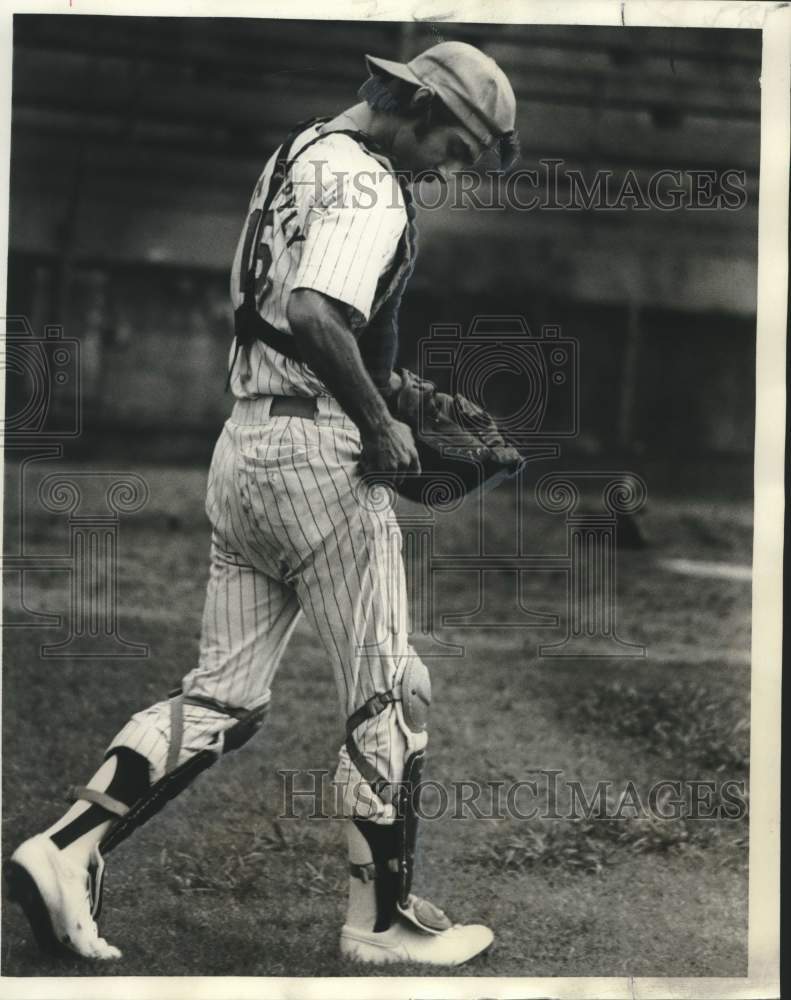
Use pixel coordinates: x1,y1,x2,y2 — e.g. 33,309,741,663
359,418,421,484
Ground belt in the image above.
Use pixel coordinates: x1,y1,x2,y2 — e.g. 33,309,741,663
269,395,318,419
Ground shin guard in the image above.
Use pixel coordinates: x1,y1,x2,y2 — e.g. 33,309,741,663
351,747,450,935
77,695,269,856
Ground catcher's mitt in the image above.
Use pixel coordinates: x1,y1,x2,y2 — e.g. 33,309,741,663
380,368,524,507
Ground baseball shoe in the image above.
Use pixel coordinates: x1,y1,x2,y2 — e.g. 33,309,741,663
3,834,120,960
340,911,493,966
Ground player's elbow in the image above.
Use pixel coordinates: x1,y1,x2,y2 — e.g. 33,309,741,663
288,289,351,358
287,288,324,339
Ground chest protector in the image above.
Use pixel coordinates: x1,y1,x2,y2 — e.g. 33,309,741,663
229,117,416,392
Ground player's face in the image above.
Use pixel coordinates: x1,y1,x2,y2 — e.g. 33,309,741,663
394,121,483,180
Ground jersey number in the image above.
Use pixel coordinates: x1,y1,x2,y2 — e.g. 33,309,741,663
239,208,274,302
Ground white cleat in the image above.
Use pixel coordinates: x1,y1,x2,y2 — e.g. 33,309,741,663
4,834,121,960
340,915,494,966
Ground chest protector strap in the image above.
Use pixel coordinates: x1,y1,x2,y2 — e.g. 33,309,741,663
228,119,412,391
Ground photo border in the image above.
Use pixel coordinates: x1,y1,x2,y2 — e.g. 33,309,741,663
0,2,785,998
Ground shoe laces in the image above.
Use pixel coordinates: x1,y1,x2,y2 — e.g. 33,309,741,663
60,857,100,939
78,870,100,935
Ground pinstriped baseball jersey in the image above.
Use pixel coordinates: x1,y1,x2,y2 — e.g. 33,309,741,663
106,122,427,828
228,122,410,398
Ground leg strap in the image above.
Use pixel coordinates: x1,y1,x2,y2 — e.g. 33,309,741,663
167,696,184,774
349,858,398,883
166,689,269,772
70,787,129,818
345,689,398,801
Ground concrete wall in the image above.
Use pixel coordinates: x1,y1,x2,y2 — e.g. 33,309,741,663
6,18,760,460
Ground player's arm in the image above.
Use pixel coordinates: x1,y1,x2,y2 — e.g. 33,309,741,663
287,289,419,478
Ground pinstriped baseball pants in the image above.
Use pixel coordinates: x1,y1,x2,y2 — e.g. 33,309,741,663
109,396,420,822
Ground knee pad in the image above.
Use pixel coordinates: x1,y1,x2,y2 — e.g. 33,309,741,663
344,656,431,807
394,657,430,752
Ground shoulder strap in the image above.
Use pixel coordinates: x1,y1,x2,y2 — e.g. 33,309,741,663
227,117,325,388
238,122,399,310
238,117,326,309
228,122,412,390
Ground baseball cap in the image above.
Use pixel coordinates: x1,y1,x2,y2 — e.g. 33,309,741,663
364,41,518,164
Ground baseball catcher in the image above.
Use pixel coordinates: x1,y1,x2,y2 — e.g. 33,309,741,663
6,40,520,966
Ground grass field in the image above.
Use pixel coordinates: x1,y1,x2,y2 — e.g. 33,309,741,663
2,459,751,977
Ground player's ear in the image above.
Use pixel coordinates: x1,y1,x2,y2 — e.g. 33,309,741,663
408,86,435,115
409,86,437,139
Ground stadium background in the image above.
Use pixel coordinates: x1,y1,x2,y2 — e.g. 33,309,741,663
2,16,756,978
7,17,758,484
